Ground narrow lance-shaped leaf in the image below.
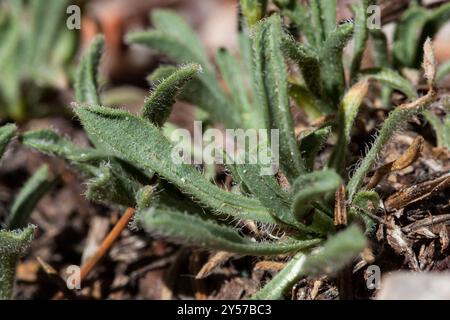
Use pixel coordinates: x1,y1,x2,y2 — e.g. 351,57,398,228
310,0,324,45
253,15,305,180
291,170,341,220
348,39,437,201
423,110,450,150
75,35,104,105
21,129,153,206
233,145,309,231
0,226,35,299
20,129,103,163
298,126,331,171
274,0,316,46
350,0,371,81
216,48,254,127
319,22,354,108
360,68,418,101
138,208,321,256
0,123,16,159
150,10,210,67
318,0,337,38
370,29,393,106
436,60,450,82
75,105,276,224
288,83,323,119
84,163,143,208
28,0,68,67
393,6,428,68
240,0,267,27
349,191,379,235
347,99,434,201
282,37,327,112
7,165,54,230
329,80,369,173
418,3,450,66
142,63,201,126
252,225,366,299
132,15,239,129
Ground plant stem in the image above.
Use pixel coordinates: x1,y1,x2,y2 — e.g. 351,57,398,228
79,207,135,282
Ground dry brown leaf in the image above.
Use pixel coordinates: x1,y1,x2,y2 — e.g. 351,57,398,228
366,136,424,190
385,173,450,211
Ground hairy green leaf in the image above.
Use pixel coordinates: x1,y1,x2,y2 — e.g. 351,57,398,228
301,225,366,276
350,0,372,81
85,163,142,208
393,6,428,68
254,15,305,180
75,105,276,224
0,225,35,299
329,80,369,173
298,126,332,171
423,110,450,150
7,166,54,230
142,63,201,126
282,37,325,111
0,123,16,159
437,60,450,82
240,0,267,27
319,23,354,107
291,170,341,220
139,208,321,255
361,68,418,100
75,35,104,105
252,225,366,299
348,92,437,201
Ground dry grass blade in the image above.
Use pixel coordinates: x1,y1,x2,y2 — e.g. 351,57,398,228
196,251,235,279
385,173,450,211
366,136,424,189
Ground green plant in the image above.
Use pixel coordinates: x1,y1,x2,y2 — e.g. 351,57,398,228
0,124,54,299
21,1,439,299
0,0,77,121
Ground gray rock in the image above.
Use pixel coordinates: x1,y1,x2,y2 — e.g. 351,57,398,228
377,272,450,300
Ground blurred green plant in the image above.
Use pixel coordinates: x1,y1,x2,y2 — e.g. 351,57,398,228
0,124,54,299
0,0,78,122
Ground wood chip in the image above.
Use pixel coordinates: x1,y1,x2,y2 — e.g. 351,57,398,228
386,218,420,271
385,173,450,211
439,225,449,253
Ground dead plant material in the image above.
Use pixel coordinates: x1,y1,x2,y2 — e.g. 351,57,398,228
385,173,450,211
37,257,76,299
439,225,449,253
196,251,235,279
385,218,420,271
254,261,286,273
334,183,347,229
402,214,450,234
366,136,424,190
79,207,136,282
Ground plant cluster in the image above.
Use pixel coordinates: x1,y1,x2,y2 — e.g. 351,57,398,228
0,0,77,121
1,0,449,299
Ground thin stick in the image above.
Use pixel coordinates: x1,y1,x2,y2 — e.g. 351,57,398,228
79,207,135,282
